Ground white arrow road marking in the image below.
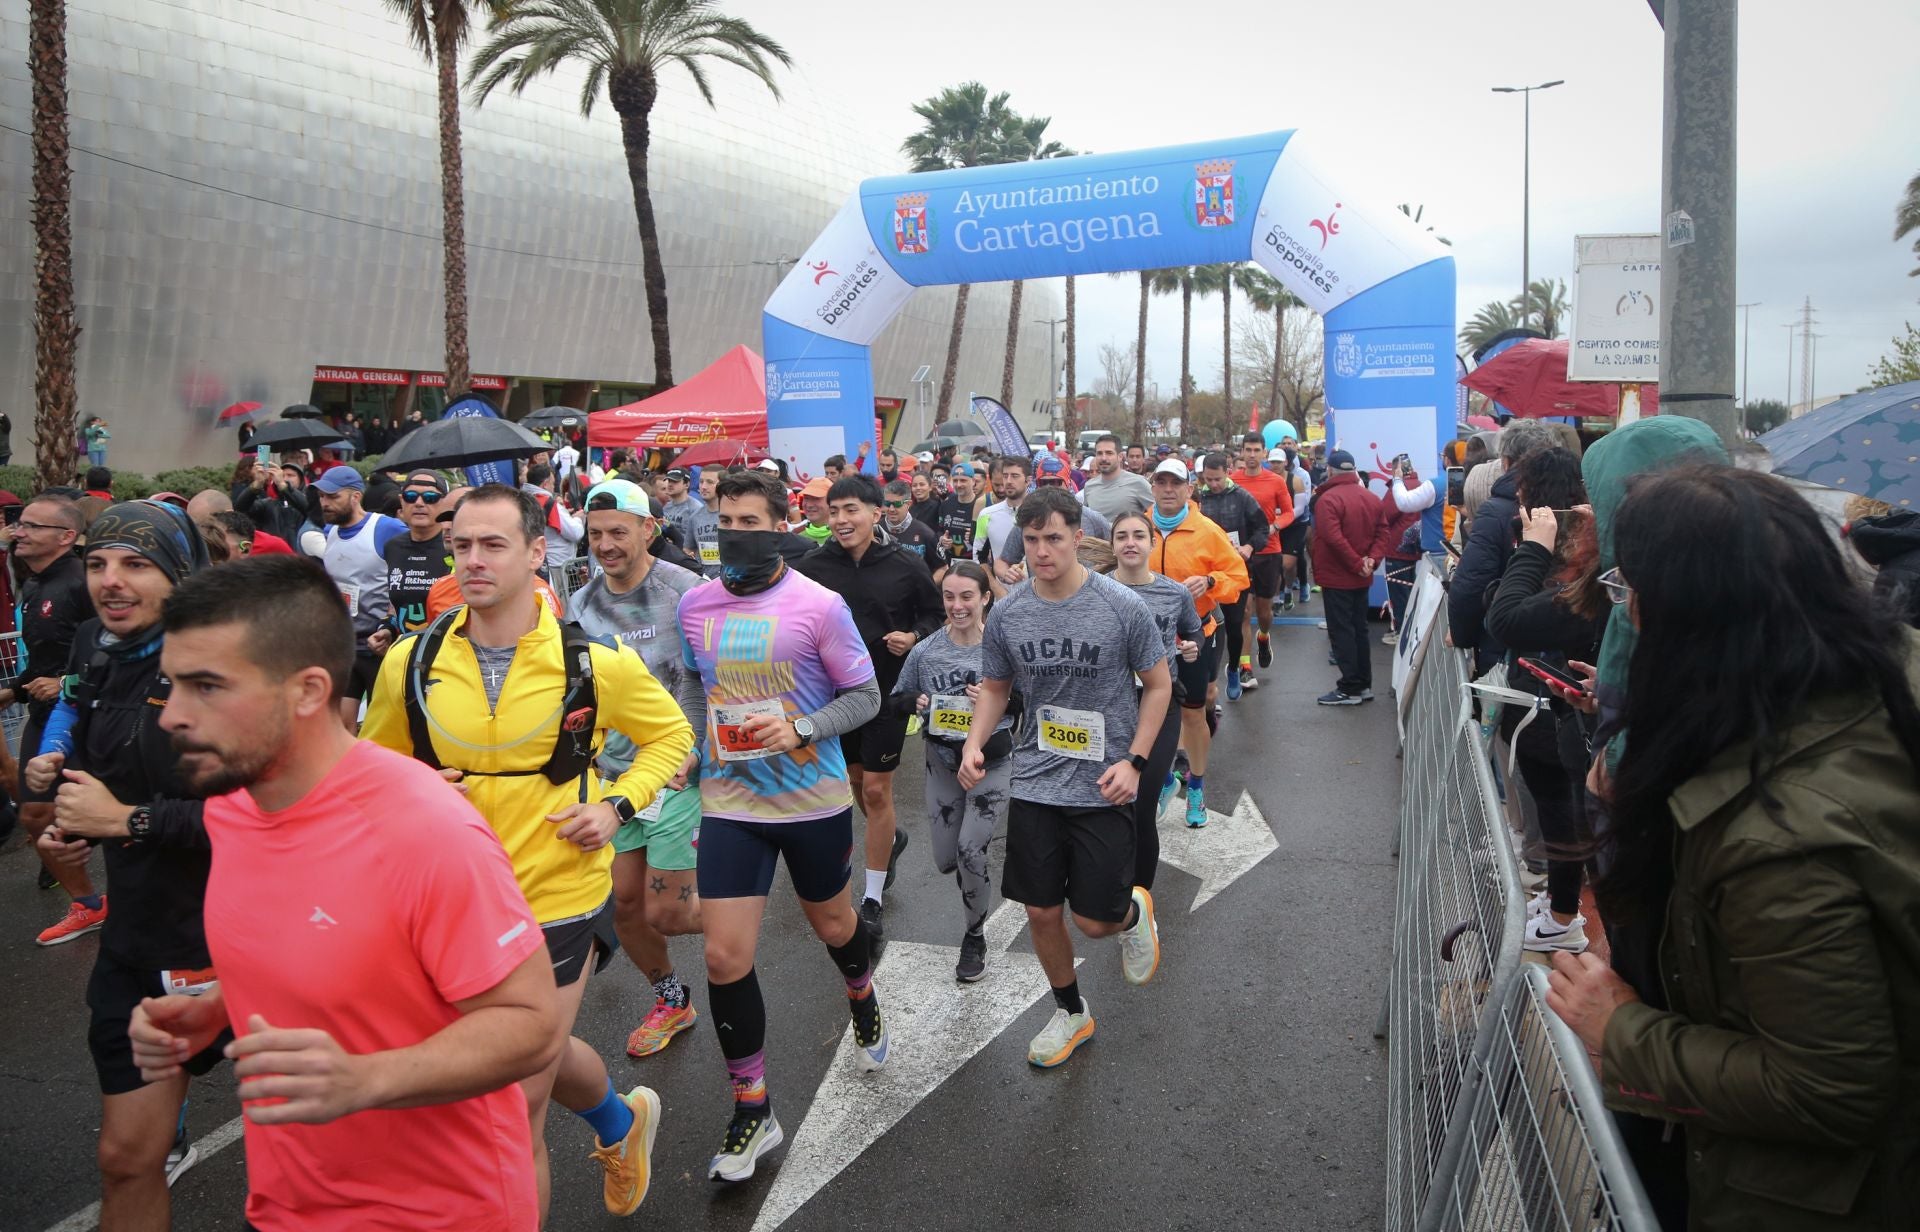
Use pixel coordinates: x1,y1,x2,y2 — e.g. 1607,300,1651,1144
749,899,1078,1232
1155,789,1279,911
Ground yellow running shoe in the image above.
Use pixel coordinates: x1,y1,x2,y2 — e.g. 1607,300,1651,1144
590,1085,661,1215
625,1000,698,1058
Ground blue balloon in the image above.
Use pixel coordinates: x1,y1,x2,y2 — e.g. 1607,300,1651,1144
1262,420,1299,449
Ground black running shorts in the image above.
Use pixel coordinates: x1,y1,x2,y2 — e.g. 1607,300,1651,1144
1246,553,1285,599
87,950,231,1095
1001,798,1134,924
839,711,907,773
542,898,618,988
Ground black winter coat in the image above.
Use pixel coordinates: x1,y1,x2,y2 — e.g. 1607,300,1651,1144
1448,468,1521,675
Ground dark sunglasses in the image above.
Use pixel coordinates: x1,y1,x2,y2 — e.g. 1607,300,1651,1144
883,500,910,508
401,490,444,504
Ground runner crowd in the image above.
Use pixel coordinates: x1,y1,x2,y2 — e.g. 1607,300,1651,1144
2,413,1916,1231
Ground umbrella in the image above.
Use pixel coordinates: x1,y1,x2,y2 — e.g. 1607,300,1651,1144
1460,338,1660,419
1757,380,1920,508
379,414,548,472
934,420,988,439
218,400,261,423
247,419,347,452
522,405,586,432
670,437,769,469
1466,414,1501,431
281,403,325,420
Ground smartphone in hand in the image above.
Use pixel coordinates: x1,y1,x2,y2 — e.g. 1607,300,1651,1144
1517,656,1589,695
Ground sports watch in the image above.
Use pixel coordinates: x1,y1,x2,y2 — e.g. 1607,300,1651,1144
1128,753,1150,773
793,715,816,748
607,796,637,825
127,805,155,842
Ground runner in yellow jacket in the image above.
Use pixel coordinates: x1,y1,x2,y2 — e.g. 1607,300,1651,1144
1144,458,1249,828
361,484,693,1224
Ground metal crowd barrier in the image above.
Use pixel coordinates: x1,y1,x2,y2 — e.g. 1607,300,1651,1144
1381,582,1656,1232
0,632,26,750
546,556,593,614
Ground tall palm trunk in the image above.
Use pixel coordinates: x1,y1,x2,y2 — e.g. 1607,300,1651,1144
1061,275,1077,445
1133,270,1149,445
1220,275,1234,425
999,279,1023,407
1267,300,1285,419
1178,273,1192,422
30,0,79,490
936,283,971,424
432,9,470,398
610,69,674,389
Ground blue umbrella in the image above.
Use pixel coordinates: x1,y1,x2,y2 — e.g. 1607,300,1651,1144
1758,380,1920,508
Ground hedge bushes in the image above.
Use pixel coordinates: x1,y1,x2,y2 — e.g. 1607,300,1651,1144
0,459,378,503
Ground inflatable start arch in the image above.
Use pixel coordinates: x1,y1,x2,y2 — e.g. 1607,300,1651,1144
763,130,1456,545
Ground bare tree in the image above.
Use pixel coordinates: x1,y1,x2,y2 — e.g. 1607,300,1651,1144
1232,311,1325,429
1094,339,1139,435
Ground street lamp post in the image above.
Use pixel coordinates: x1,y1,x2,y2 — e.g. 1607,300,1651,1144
1034,316,1066,435
1491,79,1564,328
1735,301,1760,433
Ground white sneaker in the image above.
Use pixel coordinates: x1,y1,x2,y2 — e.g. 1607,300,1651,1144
1027,1001,1095,1068
1382,631,1399,646
165,1142,199,1189
1525,889,1550,919
1524,912,1589,953
1118,887,1160,986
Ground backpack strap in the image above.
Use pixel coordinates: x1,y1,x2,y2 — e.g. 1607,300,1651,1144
403,608,464,771
539,623,601,791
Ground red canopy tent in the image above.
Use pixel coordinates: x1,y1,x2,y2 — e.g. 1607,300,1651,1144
587,344,770,450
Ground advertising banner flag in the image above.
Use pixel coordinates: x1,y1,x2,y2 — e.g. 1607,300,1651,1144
970,396,1031,458
443,397,515,488
1569,234,1660,382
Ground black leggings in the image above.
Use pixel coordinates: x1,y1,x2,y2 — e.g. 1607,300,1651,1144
1131,694,1181,891
1215,596,1247,670
1515,750,1590,915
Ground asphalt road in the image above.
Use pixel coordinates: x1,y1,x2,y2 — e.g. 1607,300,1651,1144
0,608,1401,1232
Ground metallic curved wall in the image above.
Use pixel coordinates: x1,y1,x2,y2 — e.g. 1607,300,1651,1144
0,0,1058,472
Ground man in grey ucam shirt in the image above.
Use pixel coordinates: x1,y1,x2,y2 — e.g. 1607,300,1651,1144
957,486,1172,1070
568,477,708,1059
1078,433,1154,522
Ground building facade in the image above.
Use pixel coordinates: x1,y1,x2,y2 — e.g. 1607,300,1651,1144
0,0,1058,472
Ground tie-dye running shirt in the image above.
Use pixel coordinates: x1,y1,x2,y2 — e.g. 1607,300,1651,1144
678,567,875,822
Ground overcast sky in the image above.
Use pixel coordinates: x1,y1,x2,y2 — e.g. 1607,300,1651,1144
728,0,1919,406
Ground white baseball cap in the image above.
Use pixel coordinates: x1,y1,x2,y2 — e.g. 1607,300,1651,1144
1267,446,1288,462
754,458,782,473
1151,458,1190,481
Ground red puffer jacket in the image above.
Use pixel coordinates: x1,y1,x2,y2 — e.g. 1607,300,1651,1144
1308,471,1388,590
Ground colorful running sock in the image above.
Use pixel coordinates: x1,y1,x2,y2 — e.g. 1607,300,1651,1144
1187,773,1204,795
654,972,689,1011
576,1076,636,1146
827,923,874,994
726,1051,769,1108
709,969,769,1105
1052,980,1084,1015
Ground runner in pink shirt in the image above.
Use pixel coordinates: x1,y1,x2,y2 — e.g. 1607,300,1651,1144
131,557,633,1230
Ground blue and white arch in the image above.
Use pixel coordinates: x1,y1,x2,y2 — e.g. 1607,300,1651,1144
764,129,1454,547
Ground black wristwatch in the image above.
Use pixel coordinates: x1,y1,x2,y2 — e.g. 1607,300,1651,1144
1128,753,1150,773
607,796,637,825
793,715,816,748
127,805,155,843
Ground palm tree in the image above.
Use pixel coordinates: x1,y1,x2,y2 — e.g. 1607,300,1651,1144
902,82,1025,422
1239,268,1305,420
1461,298,1522,354
1147,266,1194,429
470,0,791,391
1514,277,1570,338
1191,263,1249,426
998,116,1070,407
1896,169,1920,278
387,0,499,399
1395,202,1452,247
1133,270,1150,444
29,0,80,489
1061,274,1078,446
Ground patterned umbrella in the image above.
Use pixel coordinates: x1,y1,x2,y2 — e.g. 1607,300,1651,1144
1757,380,1920,508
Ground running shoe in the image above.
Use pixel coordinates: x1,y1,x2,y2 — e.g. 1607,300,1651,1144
1028,1001,1095,1068
851,987,890,1072
708,1106,784,1183
36,897,107,946
37,866,58,892
1281,594,1295,612
859,896,887,965
165,1140,199,1189
1360,688,1375,702
956,930,987,983
1525,889,1550,919
1240,670,1260,692
884,827,909,889
1524,913,1590,954
1185,786,1208,828
626,1000,699,1058
1316,690,1363,707
1318,619,1329,630
1118,887,1160,986
589,1084,661,1214
1257,634,1273,668
1225,668,1242,701
1171,750,1189,786
1382,631,1399,646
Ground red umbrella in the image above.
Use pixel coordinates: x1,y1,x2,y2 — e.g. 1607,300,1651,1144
218,400,262,422
670,437,769,469
1460,338,1659,419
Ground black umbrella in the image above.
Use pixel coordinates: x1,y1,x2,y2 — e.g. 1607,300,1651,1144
379,415,548,471
248,419,348,451
281,403,325,419
522,405,586,431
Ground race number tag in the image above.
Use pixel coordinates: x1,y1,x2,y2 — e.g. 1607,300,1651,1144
714,700,785,762
928,693,973,737
1225,530,1241,547
161,967,219,997
635,791,666,822
698,539,720,566
1036,705,1106,762
338,583,360,617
